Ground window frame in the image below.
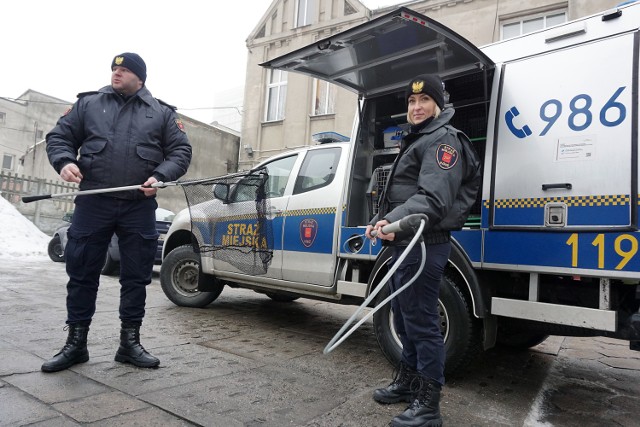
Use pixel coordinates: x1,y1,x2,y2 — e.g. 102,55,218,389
311,79,336,116
2,153,15,171
265,69,288,122
500,10,567,40
295,0,315,28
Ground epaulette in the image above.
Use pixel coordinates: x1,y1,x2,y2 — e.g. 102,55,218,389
156,98,177,111
76,91,99,98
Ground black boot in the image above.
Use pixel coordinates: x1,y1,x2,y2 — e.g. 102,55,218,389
114,322,159,368
391,376,443,427
373,362,417,404
41,323,90,373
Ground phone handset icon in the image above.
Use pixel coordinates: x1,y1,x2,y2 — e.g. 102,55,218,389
505,106,532,139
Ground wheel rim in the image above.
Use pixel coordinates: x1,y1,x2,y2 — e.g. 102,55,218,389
54,244,64,258
389,298,450,349
172,259,201,297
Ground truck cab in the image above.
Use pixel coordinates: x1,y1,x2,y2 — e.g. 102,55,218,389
161,3,640,371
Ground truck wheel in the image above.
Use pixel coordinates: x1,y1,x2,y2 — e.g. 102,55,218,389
101,252,120,276
373,275,482,375
48,236,65,262
160,244,223,307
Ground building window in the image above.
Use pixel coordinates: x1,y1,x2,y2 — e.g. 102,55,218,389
295,0,315,28
312,79,336,116
2,154,14,171
266,69,287,122
0,112,6,124
501,11,566,40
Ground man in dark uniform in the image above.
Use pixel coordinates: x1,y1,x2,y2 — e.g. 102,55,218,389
366,74,481,427
42,52,192,372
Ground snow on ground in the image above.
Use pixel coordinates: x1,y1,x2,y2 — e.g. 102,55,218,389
0,194,50,260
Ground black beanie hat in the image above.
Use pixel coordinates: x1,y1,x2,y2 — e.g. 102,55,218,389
405,74,444,109
111,52,147,83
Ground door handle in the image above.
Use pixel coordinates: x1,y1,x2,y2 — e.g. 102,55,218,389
267,209,283,219
542,183,572,191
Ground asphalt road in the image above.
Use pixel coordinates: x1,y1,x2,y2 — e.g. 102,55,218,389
1,257,639,426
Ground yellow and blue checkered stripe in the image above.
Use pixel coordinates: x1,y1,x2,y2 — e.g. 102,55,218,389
482,194,633,227
484,194,631,209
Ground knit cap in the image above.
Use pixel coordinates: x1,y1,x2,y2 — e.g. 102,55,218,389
405,74,444,109
111,52,147,83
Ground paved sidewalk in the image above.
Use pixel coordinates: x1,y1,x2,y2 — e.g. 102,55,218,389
2,258,640,426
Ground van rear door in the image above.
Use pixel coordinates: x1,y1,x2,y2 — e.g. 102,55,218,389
490,31,637,229
261,7,494,97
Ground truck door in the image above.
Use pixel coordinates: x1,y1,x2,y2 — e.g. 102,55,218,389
491,32,637,229
281,146,344,286
212,154,299,280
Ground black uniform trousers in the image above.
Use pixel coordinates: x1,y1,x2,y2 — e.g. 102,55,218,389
64,194,158,324
389,242,451,386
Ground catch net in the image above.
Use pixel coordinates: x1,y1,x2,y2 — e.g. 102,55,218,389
178,168,273,275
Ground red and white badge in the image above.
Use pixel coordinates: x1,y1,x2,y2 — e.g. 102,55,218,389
175,119,186,133
300,218,318,248
436,144,459,170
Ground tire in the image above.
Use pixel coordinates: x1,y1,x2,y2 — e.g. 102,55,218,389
160,244,223,307
101,252,120,276
373,274,482,375
265,293,300,302
496,329,549,349
48,236,65,262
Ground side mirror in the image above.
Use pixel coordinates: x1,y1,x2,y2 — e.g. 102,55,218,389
213,184,230,203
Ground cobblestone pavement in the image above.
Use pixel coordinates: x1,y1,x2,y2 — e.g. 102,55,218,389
1,258,639,426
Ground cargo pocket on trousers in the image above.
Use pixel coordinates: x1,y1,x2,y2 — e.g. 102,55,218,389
65,229,93,271
138,231,159,267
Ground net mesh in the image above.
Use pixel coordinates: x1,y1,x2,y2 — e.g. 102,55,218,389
178,168,273,275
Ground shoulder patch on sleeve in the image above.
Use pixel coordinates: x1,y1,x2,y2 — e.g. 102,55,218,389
156,98,177,110
175,118,186,133
436,144,459,170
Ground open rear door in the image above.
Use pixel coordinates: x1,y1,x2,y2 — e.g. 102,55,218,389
261,7,494,97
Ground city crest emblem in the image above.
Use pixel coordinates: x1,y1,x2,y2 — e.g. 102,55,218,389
300,218,318,248
436,144,459,170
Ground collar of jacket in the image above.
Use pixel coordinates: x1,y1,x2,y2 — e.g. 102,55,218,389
401,107,455,138
99,85,156,107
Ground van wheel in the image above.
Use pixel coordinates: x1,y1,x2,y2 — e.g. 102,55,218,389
160,244,223,307
48,236,65,262
101,252,120,276
373,275,482,375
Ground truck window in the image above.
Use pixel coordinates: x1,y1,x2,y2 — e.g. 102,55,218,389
229,155,297,202
293,147,340,195
264,155,297,198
